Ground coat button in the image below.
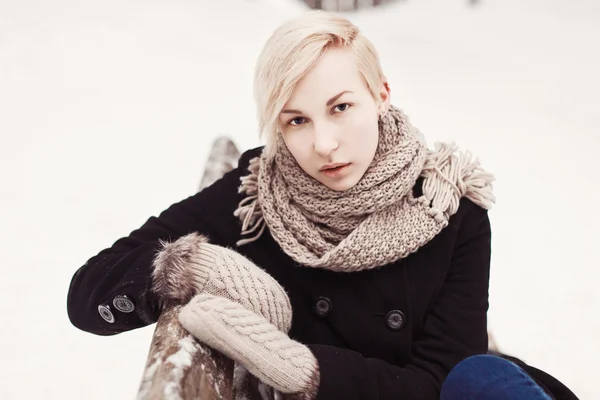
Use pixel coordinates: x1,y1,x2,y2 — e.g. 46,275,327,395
314,297,332,317
385,310,405,331
113,295,135,313
98,304,115,323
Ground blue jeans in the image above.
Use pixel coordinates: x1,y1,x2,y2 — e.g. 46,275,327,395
441,355,552,400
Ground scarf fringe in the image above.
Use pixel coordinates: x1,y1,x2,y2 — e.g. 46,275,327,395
420,142,495,222
234,157,265,246
235,143,495,247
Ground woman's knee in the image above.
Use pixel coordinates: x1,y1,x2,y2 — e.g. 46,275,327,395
440,354,551,400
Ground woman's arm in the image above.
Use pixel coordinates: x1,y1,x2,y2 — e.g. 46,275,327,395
307,200,491,400
66,148,259,336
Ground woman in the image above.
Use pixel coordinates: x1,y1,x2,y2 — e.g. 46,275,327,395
67,11,575,400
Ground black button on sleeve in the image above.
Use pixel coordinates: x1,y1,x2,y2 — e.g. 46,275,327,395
113,295,136,313
98,304,115,323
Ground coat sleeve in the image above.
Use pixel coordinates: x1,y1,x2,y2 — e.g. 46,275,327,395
307,200,492,400
66,148,258,336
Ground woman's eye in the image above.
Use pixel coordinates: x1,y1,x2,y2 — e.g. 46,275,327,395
334,103,350,112
289,117,305,126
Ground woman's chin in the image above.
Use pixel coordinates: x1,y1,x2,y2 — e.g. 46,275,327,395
319,174,361,192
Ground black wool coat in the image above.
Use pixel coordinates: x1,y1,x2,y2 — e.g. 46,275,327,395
68,147,492,399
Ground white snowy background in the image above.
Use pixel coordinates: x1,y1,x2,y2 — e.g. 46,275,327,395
1,0,598,398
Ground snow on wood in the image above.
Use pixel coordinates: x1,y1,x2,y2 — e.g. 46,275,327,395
137,137,242,400
136,305,234,400
199,137,241,191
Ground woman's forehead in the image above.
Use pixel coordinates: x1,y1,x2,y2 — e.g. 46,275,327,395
302,48,360,84
285,55,368,109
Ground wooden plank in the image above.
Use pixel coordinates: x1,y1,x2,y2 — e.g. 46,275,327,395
137,137,241,400
137,305,234,400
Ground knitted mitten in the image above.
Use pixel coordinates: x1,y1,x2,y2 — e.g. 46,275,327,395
151,232,292,332
179,293,320,399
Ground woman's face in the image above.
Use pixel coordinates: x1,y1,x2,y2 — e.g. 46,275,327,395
278,47,390,192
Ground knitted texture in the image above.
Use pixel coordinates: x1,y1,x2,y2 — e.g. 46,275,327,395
235,105,495,271
151,232,292,332
180,294,320,399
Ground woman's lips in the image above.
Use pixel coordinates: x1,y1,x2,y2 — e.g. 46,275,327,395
320,163,351,178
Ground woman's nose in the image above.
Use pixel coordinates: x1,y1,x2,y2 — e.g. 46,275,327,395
313,124,339,157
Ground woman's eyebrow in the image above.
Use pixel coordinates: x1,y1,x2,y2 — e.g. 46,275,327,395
326,90,352,106
281,90,353,114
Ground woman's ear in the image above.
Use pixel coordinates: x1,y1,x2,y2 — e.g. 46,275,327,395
378,81,391,115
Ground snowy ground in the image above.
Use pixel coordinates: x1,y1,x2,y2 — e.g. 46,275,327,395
1,0,598,398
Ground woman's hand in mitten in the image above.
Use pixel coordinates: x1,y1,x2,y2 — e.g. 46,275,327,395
151,232,291,332
179,293,320,400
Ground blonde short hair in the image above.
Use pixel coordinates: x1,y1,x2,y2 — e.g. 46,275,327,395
254,11,386,157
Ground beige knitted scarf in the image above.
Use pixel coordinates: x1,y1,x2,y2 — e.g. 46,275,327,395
234,105,495,272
